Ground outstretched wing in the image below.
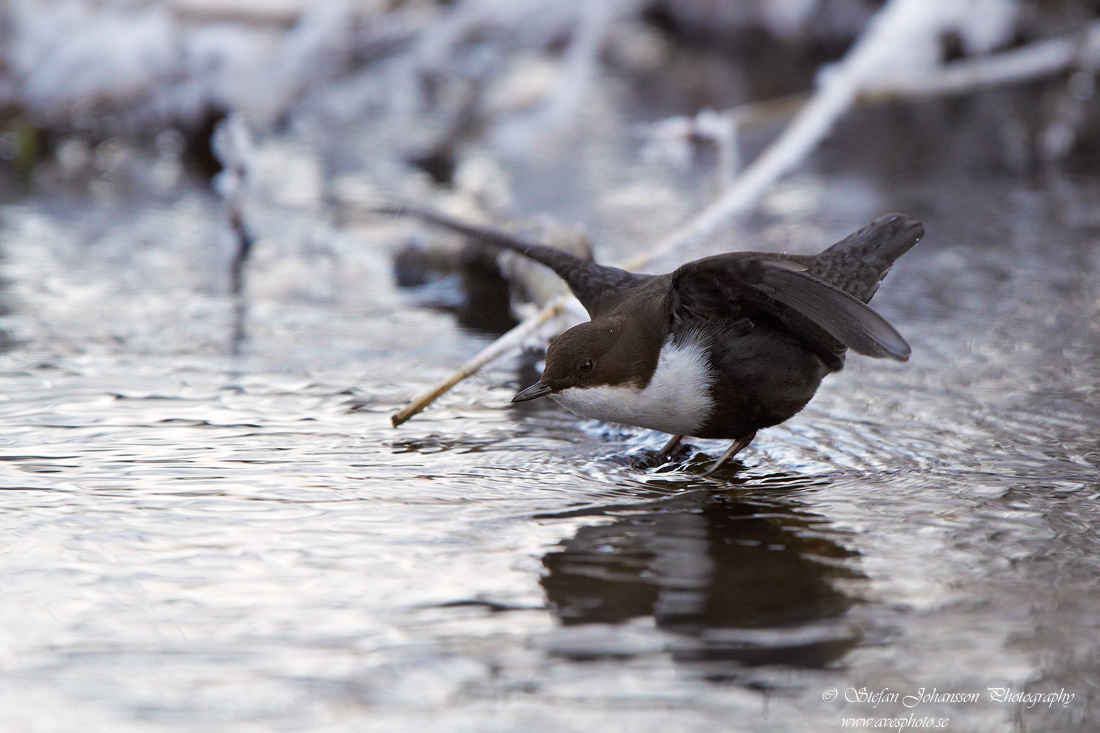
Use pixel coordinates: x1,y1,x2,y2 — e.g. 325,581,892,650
670,254,911,361
376,204,641,317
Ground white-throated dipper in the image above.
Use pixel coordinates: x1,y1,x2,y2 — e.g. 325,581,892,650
388,206,923,473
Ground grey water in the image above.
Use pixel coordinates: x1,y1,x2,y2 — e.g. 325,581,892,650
1,101,1099,731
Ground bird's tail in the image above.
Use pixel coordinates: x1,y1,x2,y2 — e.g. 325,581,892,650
808,214,924,303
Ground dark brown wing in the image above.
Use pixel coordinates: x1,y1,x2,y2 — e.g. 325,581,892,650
670,254,911,361
376,204,642,317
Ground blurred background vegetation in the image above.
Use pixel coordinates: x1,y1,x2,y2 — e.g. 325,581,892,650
2,0,1099,219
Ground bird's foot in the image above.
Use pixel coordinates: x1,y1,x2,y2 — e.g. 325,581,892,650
655,434,684,461
630,434,688,470
701,431,757,476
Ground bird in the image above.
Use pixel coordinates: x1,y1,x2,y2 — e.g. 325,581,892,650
385,205,923,473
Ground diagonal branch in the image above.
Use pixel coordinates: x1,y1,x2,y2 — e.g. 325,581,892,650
391,299,570,426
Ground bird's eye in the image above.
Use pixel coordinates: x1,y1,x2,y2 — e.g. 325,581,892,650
580,359,595,374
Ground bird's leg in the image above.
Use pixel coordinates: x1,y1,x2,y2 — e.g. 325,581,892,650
702,431,757,476
655,434,684,461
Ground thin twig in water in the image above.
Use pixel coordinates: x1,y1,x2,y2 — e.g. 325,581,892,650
391,299,569,426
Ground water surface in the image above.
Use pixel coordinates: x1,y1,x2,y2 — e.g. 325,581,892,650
1,102,1099,732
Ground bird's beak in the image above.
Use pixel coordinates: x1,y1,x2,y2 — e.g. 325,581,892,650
512,380,553,403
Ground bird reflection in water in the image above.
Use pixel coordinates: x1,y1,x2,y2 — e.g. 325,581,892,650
539,481,862,677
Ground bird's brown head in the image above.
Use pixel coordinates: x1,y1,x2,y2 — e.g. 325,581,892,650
512,318,651,402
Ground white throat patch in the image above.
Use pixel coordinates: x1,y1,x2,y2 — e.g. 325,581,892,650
551,335,714,436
